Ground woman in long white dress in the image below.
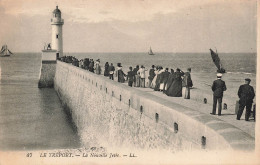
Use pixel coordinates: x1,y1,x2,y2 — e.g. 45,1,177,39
151,67,159,89
159,68,166,91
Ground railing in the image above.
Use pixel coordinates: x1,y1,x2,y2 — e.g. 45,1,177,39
51,18,64,24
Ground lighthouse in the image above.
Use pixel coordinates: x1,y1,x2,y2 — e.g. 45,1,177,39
38,6,64,88
51,6,64,57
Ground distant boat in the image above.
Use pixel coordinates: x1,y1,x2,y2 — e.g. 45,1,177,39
148,46,155,55
209,48,226,73
0,45,13,57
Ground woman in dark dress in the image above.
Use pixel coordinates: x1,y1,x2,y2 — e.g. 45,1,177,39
83,58,90,70
166,68,184,97
104,62,109,76
117,63,126,83
165,69,175,93
89,59,94,73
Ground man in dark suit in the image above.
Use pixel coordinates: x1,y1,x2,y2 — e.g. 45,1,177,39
108,63,115,80
211,73,227,116
183,68,193,99
237,78,255,121
133,65,140,87
127,67,135,87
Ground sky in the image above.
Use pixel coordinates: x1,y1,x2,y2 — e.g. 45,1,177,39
0,0,257,53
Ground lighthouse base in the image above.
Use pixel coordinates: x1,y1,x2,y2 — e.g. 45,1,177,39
38,50,57,88
38,62,56,88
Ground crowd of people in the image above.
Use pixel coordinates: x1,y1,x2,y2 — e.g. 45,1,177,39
59,56,79,66
58,56,255,122
59,56,193,98
129,65,193,99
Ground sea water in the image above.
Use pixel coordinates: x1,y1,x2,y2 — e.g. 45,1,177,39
69,52,256,99
67,52,256,74
0,53,80,150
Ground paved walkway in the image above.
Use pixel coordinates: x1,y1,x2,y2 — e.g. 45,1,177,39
103,70,255,138
134,85,255,138
75,67,255,138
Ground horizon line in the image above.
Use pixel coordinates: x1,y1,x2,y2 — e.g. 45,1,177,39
11,51,257,54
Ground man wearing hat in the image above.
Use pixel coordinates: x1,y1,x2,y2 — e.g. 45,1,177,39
137,65,148,88
133,65,140,87
237,78,255,121
108,63,115,80
183,68,193,99
211,73,227,116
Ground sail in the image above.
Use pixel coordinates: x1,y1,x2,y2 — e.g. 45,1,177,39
148,46,154,55
150,47,153,54
8,50,13,55
209,48,221,70
1,46,4,52
0,47,5,54
0,45,13,56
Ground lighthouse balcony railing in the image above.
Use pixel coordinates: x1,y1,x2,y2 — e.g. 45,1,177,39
51,18,64,24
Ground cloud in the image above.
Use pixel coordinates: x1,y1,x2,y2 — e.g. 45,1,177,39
99,11,112,15
0,0,256,52
1,0,255,23
0,0,206,22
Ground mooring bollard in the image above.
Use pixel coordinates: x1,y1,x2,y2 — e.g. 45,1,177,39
201,136,206,149
204,98,207,104
140,105,143,113
223,103,227,110
155,113,159,123
174,122,178,133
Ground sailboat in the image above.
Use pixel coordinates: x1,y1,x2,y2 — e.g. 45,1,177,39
209,48,225,73
148,46,155,55
0,45,13,57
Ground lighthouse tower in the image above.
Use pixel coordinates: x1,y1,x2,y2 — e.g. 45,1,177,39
51,6,64,57
38,6,64,88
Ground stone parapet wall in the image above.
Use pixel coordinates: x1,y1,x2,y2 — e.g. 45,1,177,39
54,61,254,151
